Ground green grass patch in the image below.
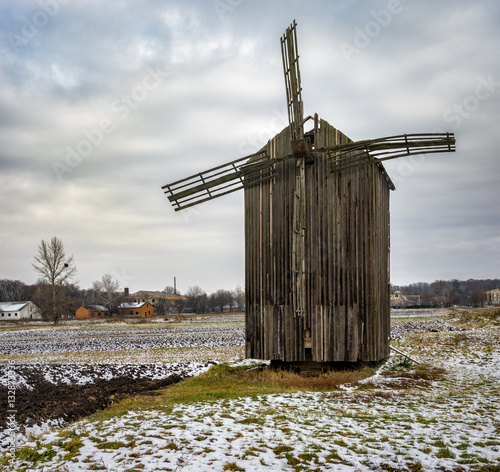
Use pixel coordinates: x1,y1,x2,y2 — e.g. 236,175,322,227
223,462,245,471
95,441,127,450
14,443,57,463
87,363,374,423
436,446,456,459
273,444,294,456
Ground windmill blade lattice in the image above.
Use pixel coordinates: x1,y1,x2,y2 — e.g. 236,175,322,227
323,133,456,173
281,20,304,141
162,133,456,211
162,149,272,211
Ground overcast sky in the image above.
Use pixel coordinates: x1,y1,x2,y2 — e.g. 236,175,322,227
1,0,499,295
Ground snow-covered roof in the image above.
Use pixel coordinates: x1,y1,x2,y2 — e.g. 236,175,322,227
84,305,108,312
119,302,148,309
0,302,29,312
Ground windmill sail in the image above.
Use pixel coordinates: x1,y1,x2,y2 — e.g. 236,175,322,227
281,20,303,141
162,149,272,211
162,132,456,211
324,133,455,173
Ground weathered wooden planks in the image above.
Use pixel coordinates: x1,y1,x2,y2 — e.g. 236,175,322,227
245,118,391,365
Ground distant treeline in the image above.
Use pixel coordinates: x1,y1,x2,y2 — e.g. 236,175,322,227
1,277,498,317
391,278,499,307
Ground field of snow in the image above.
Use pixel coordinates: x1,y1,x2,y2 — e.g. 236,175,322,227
0,318,246,364
0,323,244,356
1,311,499,471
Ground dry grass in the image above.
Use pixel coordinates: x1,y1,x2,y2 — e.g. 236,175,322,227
447,308,500,327
247,365,374,390
381,363,446,382
356,362,447,391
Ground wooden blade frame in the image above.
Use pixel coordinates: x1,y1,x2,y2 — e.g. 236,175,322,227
281,20,303,141
162,149,272,211
324,133,456,173
162,132,455,211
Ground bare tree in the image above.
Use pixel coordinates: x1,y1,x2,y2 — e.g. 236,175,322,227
468,287,486,307
233,285,245,311
32,236,77,324
92,274,124,314
211,289,234,313
0,279,28,302
185,286,207,314
33,280,80,322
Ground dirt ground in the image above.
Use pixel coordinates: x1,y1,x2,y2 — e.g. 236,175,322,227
0,366,183,434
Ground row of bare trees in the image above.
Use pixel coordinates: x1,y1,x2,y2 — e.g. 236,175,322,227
182,285,245,314
391,278,500,308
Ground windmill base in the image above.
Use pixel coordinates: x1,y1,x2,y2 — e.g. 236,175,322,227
270,351,387,376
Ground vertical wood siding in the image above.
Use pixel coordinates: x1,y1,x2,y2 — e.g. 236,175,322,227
245,119,390,363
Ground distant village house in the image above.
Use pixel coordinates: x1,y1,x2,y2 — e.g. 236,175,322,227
125,289,185,308
486,289,500,306
124,289,186,315
390,291,421,308
76,305,110,320
118,301,154,317
0,301,42,320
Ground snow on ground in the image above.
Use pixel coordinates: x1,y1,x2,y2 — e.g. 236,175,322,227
4,344,499,471
1,313,499,471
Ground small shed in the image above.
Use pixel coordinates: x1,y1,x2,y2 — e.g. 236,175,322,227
118,301,155,317
75,305,110,320
0,301,42,321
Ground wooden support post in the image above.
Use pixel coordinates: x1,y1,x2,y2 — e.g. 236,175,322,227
390,345,421,364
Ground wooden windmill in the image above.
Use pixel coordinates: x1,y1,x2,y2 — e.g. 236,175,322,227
162,21,455,370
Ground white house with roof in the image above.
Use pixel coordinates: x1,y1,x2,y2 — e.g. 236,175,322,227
0,301,42,320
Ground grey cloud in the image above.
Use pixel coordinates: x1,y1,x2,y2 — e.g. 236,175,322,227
0,0,498,292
